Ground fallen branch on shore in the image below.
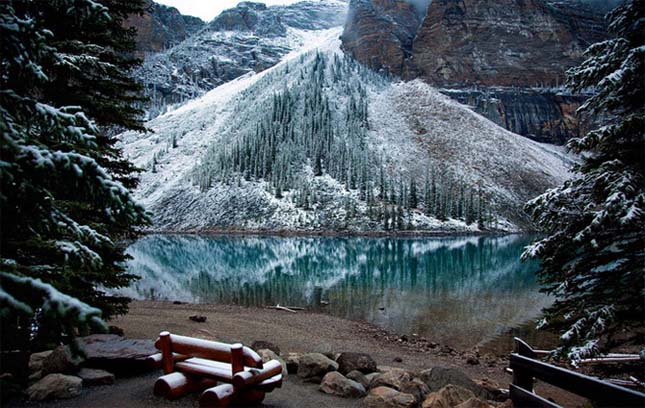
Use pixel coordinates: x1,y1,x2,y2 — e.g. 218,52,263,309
266,304,302,313
578,354,642,365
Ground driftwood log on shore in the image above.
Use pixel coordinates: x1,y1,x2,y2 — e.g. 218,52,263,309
266,305,303,313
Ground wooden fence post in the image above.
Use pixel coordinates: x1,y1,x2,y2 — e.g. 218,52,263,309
513,337,535,392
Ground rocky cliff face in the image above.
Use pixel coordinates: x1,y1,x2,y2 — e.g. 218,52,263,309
341,0,608,144
412,0,606,87
135,1,348,118
125,0,204,57
341,0,421,76
440,88,591,144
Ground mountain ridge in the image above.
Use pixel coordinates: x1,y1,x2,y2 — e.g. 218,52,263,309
341,0,607,144
134,0,349,117
119,27,572,234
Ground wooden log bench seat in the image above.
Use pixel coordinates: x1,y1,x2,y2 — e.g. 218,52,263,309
147,331,283,407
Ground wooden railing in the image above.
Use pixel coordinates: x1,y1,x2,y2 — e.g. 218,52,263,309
510,338,645,408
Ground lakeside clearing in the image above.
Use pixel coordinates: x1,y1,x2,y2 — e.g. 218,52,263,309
101,300,580,406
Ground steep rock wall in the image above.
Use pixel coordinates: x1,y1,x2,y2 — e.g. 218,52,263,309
341,0,608,144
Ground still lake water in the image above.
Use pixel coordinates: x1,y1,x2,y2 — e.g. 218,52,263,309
121,234,553,351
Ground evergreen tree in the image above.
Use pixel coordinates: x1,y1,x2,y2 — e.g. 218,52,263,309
523,1,644,361
396,206,404,230
409,178,418,209
0,0,149,357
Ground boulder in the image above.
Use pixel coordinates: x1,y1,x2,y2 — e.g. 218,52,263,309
456,397,495,408
371,368,412,391
420,367,489,398
296,353,338,379
475,378,507,402
365,372,381,386
29,350,53,373
27,374,82,401
42,346,84,375
364,386,416,408
251,340,280,355
346,370,370,389
337,352,377,375
78,334,156,374
284,352,302,374
400,378,431,404
78,368,115,386
422,385,475,408
319,371,366,398
464,353,480,366
257,349,288,379
28,371,43,383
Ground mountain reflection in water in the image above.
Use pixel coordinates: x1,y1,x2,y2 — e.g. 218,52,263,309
121,234,552,349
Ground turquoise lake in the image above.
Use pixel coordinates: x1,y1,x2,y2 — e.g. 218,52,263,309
122,234,552,350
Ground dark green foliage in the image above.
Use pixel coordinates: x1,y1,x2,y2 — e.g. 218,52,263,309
193,51,494,229
523,0,645,360
0,0,149,356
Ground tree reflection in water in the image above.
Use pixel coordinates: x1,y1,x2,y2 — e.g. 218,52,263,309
120,234,552,349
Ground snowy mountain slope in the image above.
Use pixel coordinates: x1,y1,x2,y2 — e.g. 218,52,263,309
137,1,348,117
120,28,572,233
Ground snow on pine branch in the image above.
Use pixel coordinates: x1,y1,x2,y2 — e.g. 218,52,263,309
56,240,103,269
0,5,52,82
14,144,146,223
53,210,113,248
0,271,106,331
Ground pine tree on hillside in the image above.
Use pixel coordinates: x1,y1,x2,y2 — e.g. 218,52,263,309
0,0,149,355
523,0,644,361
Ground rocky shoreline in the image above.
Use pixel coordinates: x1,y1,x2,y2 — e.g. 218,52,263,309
19,334,509,408
5,301,589,407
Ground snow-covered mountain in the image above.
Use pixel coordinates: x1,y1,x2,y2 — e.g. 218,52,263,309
119,27,572,233
136,1,348,118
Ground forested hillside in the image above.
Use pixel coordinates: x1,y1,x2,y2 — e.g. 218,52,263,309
119,29,571,233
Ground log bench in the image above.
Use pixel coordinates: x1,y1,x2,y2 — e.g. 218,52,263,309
148,331,283,407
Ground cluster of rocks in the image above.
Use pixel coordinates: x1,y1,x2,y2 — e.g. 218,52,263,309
251,341,509,408
25,334,156,402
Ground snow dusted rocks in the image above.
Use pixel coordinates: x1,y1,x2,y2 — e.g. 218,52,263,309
319,371,367,398
27,374,82,401
136,1,348,116
296,352,339,380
